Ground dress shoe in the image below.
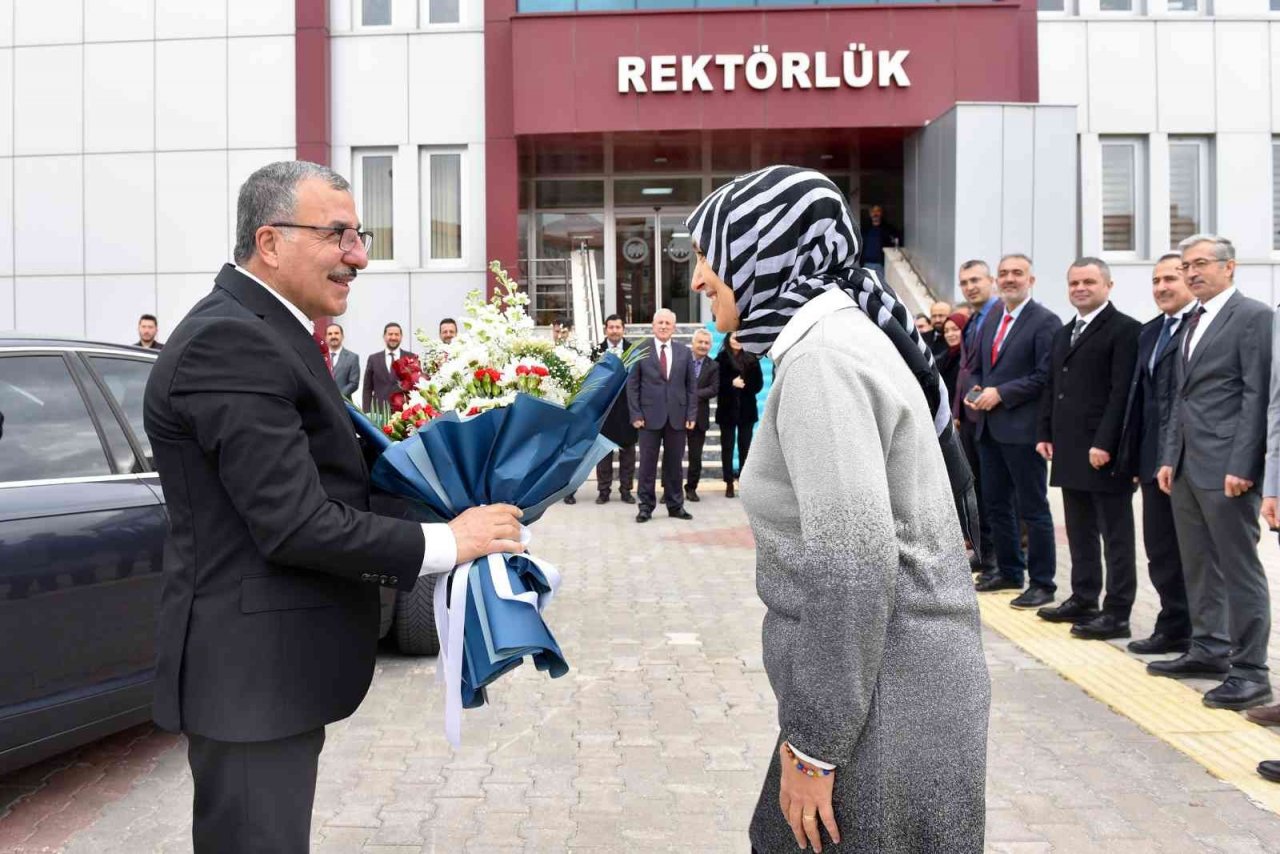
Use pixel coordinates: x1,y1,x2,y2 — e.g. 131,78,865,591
563,495,577,505
1146,653,1229,681
1258,760,1280,783
1245,703,1280,727
1036,597,1100,624
595,494,610,505
635,511,651,523
668,508,694,520
975,575,1021,593
1070,613,1131,640
725,482,736,498
685,488,700,503
1009,586,1054,610
620,491,636,505
1127,633,1191,655
1203,677,1273,710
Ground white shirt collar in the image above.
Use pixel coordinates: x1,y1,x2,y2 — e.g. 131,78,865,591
1075,301,1109,325
235,265,313,333
1198,284,1237,318
768,288,858,362
329,346,343,360
653,336,672,351
1002,298,1029,320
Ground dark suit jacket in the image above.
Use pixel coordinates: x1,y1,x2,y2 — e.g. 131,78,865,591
362,347,415,412
592,339,638,447
690,356,719,431
331,348,360,399
626,338,697,430
1162,290,1273,490
1036,303,1141,492
143,265,425,743
971,298,1061,445
715,349,765,426
1117,312,1186,483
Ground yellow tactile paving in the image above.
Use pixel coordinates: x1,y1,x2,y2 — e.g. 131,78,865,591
978,591,1280,814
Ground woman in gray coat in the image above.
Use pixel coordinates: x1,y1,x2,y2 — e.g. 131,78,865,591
686,167,990,853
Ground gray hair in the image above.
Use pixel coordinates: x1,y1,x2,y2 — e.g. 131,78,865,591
1069,255,1112,281
999,253,1034,272
234,161,351,264
653,308,677,323
1177,233,1235,262
691,328,713,341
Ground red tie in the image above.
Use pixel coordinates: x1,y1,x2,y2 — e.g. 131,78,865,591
326,351,335,376
990,313,1014,365
659,344,668,380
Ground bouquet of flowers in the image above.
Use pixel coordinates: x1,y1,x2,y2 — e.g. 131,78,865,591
351,262,641,745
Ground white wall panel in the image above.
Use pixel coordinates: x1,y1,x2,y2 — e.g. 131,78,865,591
85,0,154,43
84,154,156,275
13,156,82,276
331,0,354,33
1156,23,1215,133
228,0,294,36
13,46,82,156
1215,22,1270,132
0,51,11,158
0,8,11,48
1215,133,1273,259
408,33,485,144
954,105,1003,275
1233,263,1273,305
156,151,229,273
1272,24,1280,133
336,272,412,366
1037,22,1089,133
0,279,12,329
1001,107,1035,259
227,38,295,149
15,277,84,336
227,147,295,251
410,270,482,341
1031,106,1080,323
14,0,82,46
85,275,157,344
332,36,409,146
84,42,156,153
158,273,216,330
0,162,11,275
1078,133,1102,257
156,39,228,151
1106,263,1158,323
156,0,228,40
1087,23,1157,133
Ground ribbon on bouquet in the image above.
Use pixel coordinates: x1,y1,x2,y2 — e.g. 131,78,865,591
432,525,565,747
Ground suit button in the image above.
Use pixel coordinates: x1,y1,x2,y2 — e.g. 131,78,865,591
390,576,399,585
380,574,388,584
1058,394,1064,400
1063,366,1069,372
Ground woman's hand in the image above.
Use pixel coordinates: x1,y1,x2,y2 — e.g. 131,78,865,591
778,743,840,851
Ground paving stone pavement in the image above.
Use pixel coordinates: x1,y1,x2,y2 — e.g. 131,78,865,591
4,484,1280,852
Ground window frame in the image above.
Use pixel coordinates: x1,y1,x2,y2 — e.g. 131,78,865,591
353,147,398,266
1099,135,1147,260
1168,136,1212,251
77,353,158,473
357,0,394,28
420,146,468,269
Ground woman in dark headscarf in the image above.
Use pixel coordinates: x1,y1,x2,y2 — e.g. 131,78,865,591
937,311,969,398
687,166,989,854
715,332,764,497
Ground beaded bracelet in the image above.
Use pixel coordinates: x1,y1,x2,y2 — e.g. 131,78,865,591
782,742,832,777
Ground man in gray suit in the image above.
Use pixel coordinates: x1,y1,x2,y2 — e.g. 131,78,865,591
325,323,360,399
1153,234,1273,711
627,308,697,523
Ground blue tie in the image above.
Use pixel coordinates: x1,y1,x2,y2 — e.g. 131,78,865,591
1149,314,1179,374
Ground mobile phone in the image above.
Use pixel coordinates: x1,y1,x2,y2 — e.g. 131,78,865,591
964,387,983,405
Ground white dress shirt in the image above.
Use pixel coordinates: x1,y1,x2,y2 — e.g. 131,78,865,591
386,349,402,371
329,346,344,365
1072,302,1108,335
604,338,625,357
990,298,1030,359
653,336,672,379
234,266,457,576
1184,284,1238,361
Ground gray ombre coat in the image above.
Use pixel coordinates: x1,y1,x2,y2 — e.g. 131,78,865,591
742,290,990,853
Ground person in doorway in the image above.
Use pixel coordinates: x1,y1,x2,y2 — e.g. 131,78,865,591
860,204,898,280
137,314,164,350
715,331,764,498
685,328,719,502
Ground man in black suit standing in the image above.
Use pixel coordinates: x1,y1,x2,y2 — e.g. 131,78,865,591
627,308,697,522
966,253,1061,609
1035,257,1141,639
592,314,637,504
1116,254,1196,655
325,322,360,399
143,161,523,853
361,322,413,412
684,328,719,503
955,259,1001,575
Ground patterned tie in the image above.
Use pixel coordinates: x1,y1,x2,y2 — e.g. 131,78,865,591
326,351,335,377
659,344,669,381
1070,318,1086,348
1149,314,1179,374
990,313,1014,365
1181,306,1206,363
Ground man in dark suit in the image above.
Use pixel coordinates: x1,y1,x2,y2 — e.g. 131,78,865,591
143,161,523,853
1116,254,1196,655
592,314,637,504
955,259,1000,575
627,308,697,522
1153,234,1273,711
684,328,720,503
966,253,1061,609
361,322,413,412
1035,257,1141,639
325,322,360,399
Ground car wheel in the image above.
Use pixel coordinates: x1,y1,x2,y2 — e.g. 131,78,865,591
393,580,440,656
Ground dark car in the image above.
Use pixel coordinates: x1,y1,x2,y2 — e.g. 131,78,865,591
0,335,436,776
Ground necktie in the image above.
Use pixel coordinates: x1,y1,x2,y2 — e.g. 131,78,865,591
387,350,396,372
1182,306,1206,363
1149,314,1179,374
659,344,668,380
327,350,336,377
1070,318,1086,347
693,358,702,380
990,313,1014,365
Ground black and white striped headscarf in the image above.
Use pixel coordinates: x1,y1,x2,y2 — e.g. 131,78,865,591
686,165,979,549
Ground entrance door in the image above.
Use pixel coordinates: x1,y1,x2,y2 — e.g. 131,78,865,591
613,212,696,325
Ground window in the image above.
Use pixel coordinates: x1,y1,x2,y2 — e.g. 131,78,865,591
0,356,112,483
355,150,395,262
362,0,392,25
1099,0,1134,8
1273,140,1280,250
1037,0,1065,10
424,150,463,261
1167,0,1198,11
428,0,461,22
1101,137,1145,255
87,357,154,468
1169,137,1211,249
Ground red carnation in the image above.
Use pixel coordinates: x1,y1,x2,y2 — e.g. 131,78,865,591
516,365,529,377
531,365,549,378
382,424,394,435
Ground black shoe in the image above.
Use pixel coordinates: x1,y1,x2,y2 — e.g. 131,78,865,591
1259,760,1280,783
1010,586,1054,610
595,494,609,505
975,575,1021,593
685,488,700,503
1146,653,1230,681
725,483,736,498
1070,613,1131,640
668,508,693,520
1037,597,1100,624
1127,633,1191,655
563,495,577,505
636,511,651,523
1204,677,1274,710
620,491,636,504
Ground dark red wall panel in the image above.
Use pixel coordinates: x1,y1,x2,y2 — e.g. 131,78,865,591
296,0,330,166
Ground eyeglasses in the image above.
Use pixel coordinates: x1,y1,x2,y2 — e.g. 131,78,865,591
271,223,374,253
1177,258,1223,274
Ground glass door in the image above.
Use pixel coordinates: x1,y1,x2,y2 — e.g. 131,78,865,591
614,211,696,325
660,214,696,323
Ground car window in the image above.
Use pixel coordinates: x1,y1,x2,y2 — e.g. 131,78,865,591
86,356,154,466
0,355,112,482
